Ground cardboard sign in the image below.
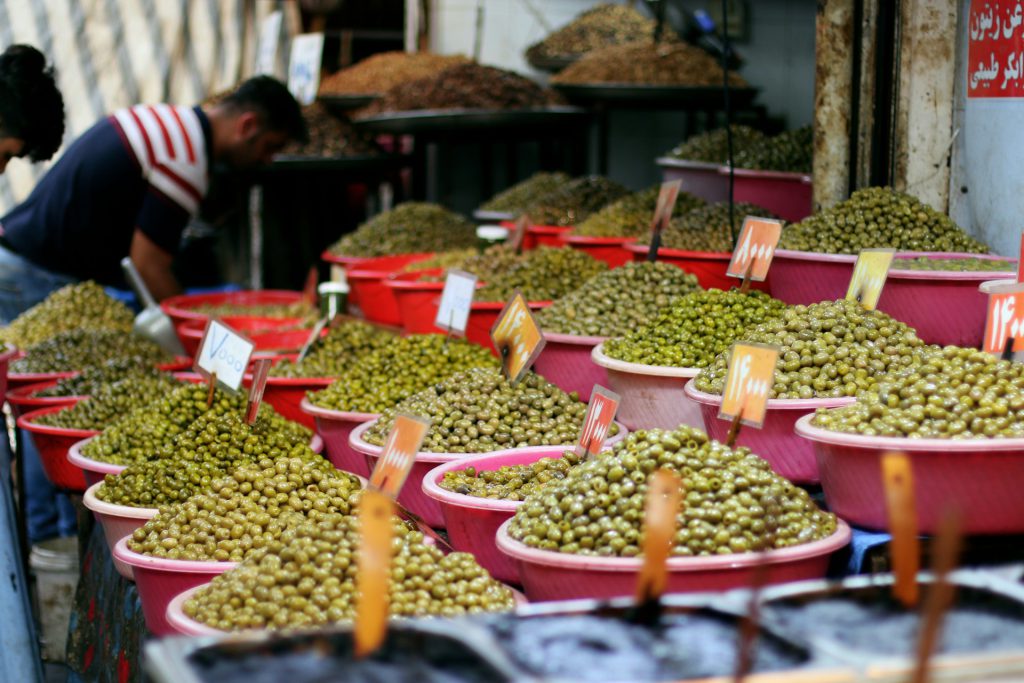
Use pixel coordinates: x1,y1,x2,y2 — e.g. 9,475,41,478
882,451,920,608
718,342,780,428
646,180,683,262
726,217,784,281
287,33,325,105
193,319,256,392
435,270,477,336
368,414,432,499
354,489,393,658
508,214,529,253
983,282,1024,354
846,248,895,310
491,291,546,385
576,386,621,458
635,469,681,603
246,358,272,424
254,10,283,77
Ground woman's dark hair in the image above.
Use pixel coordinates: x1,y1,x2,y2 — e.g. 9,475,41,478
221,76,308,144
0,45,65,162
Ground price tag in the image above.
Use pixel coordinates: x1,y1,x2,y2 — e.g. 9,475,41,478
846,248,895,310
287,33,325,106
718,342,780,428
368,414,432,499
246,358,272,424
635,469,681,603
982,282,1024,354
435,270,477,336
354,489,393,658
576,386,620,458
254,10,283,76
508,214,529,253
193,319,256,392
882,451,920,608
726,217,783,281
646,180,683,262
491,291,546,385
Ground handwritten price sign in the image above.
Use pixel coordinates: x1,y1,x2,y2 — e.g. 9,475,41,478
719,342,780,428
576,386,620,458
726,217,783,281
969,1,1024,97
846,248,895,310
194,319,256,391
288,33,325,105
491,291,546,384
983,282,1024,354
368,414,432,499
435,270,477,336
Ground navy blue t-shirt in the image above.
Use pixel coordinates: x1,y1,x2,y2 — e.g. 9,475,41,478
0,105,212,285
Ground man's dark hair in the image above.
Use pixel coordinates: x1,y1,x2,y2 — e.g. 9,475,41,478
221,76,308,144
0,45,65,162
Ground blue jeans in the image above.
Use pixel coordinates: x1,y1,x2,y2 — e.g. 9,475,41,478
0,244,79,542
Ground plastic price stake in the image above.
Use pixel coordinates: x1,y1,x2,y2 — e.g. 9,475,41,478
354,489,393,659
246,358,272,425
297,317,330,364
982,282,1024,354
576,386,620,459
646,180,683,262
435,270,477,337
287,33,325,106
491,291,546,385
846,248,895,310
509,214,529,253
718,342,780,430
726,217,784,282
635,469,681,604
368,414,432,499
254,10,283,76
194,319,255,392
911,507,963,683
881,451,920,608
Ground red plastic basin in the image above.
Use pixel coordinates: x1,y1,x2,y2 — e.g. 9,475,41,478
320,252,370,305
656,158,730,203
17,406,100,491
161,290,309,342
560,235,637,268
68,437,127,489
241,356,334,429
796,413,1024,534
500,222,573,250
6,380,85,420
685,382,857,484
0,345,16,402
300,398,378,477
625,243,771,292
179,316,316,357
533,332,607,398
82,483,157,579
496,517,851,602
725,167,813,222
347,253,437,326
387,270,447,334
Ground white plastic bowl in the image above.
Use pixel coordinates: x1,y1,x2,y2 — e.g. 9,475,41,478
82,482,158,579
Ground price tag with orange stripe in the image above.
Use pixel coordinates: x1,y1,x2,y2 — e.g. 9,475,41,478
726,217,783,281
718,342,780,428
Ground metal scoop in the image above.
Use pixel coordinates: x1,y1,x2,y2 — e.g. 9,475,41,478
120,257,186,356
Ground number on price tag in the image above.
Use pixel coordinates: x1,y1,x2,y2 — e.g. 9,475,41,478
726,217,783,281
983,282,1024,354
576,386,620,458
287,33,325,105
254,11,283,76
491,291,546,385
718,342,780,428
435,270,477,336
246,358,272,424
368,414,432,499
354,489,393,658
646,180,683,262
846,248,895,310
635,469,681,603
194,319,256,392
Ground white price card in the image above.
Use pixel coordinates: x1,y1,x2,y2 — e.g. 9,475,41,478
287,33,325,106
255,11,283,76
193,319,256,392
435,270,477,336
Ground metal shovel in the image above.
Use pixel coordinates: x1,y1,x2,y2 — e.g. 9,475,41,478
120,257,186,356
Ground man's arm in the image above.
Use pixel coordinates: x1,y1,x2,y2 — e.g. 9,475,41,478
129,228,182,302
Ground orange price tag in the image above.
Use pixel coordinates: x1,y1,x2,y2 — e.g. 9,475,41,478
983,282,1024,354
718,342,780,428
354,489,393,658
635,469,682,603
368,414,431,498
509,214,529,253
846,248,895,310
576,386,620,458
881,451,919,608
726,217,783,281
491,290,546,384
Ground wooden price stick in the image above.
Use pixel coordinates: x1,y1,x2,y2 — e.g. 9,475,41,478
354,489,393,658
646,180,683,262
733,496,781,683
881,451,920,607
206,371,216,409
509,214,529,254
246,358,272,425
297,316,330,364
911,507,963,683
631,469,682,625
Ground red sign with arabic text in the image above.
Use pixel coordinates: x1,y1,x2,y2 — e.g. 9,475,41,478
968,1,1024,98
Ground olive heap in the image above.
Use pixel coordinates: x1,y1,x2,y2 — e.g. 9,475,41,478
308,334,497,414
184,511,515,631
401,248,478,273
525,4,669,65
553,40,747,87
11,329,172,374
666,125,766,164
410,245,526,283
35,372,186,430
363,367,612,453
440,450,584,501
894,256,1015,272
640,202,778,253
270,321,396,379
778,187,990,254
191,300,316,321
34,358,161,397
733,126,813,174
476,246,608,302
479,172,570,215
522,176,630,227
603,289,787,368
129,457,361,561
508,425,837,557
327,203,476,258
571,185,705,238
693,299,927,399
536,261,701,338
0,281,134,348
811,345,1024,438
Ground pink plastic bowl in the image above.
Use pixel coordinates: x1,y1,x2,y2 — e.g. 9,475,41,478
82,483,158,579
532,332,607,398
386,270,446,334
166,585,224,636
560,235,637,268
178,317,315,357
421,448,568,583
17,406,100,491
346,253,437,326
624,243,771,293
6,380,85,420
113,536,238,636
161,289,309,343
656,158,729,203
685,382,857,484
496,517,851,602
724,167,813,223
301,398,378,477
591,343,701,431
796,413,1024,534
67,437,126,489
